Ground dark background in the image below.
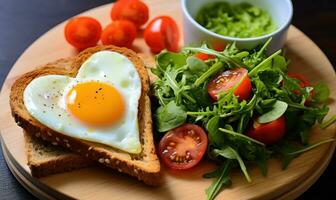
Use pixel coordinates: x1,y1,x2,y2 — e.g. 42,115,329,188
0,0,335,199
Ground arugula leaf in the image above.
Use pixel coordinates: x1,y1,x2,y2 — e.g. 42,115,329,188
195,62,224,86
214,147,251,182
321,115,336,129
237,113,250,133
248,50,282,76
254,152,269,176
183,44,242,68
273,139,334,169
219,128,265,146
205,160,233,200
242,38,270,69
188,84,213,108
156,51,187,70
186,56,209,76
272,55,288,71
206,116,225,146
258,100,288,123
252,77,270,98
271,142,302,169
155,101,187,132
287,138,334,155
312,82,330,104
258,70,282,87
223,42,240,56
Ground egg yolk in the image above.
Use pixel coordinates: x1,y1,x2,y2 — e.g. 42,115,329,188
66,82,125,127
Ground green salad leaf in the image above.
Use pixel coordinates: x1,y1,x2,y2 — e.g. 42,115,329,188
258,100,288,123
312,82,330,103
214,147,251,182
205,160,233,200
155,101,187,132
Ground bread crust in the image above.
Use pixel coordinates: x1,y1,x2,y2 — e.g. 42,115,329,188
10,45,161,185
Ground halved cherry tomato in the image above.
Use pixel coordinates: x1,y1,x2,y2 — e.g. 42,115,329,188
144,16,180,53
287,72,313,105
246,116,286,145
158,124,208,170
207,68,252,101
64,16,102,50
195,52,215,61
101,20,137,48
111,0,149,28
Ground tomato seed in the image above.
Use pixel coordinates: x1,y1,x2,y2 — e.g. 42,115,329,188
170,154,176,160
187,130,195,136
195,136,200,142
169,142,176,146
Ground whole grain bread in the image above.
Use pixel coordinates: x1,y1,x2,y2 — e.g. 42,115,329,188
10,45,161,185
24,131,94,178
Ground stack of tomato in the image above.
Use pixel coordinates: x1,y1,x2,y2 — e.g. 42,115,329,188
64,0,179,53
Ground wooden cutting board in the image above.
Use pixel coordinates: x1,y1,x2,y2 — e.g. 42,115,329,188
0,0,335,199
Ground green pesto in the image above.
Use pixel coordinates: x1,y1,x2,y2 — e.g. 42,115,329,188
196,1,277,38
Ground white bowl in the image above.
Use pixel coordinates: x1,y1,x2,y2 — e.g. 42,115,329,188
181,0,293,53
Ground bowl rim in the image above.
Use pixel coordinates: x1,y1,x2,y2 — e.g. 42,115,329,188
181,0,293,42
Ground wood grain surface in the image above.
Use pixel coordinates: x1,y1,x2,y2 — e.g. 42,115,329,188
0,0,336,200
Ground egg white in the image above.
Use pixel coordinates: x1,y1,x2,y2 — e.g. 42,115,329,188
23,51,142,153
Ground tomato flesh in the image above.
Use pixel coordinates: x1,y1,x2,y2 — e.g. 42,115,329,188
111,0,149,28
246,116,286,145
195,52,215,61
144,16,180,53
158,124,208,170
207,68,252,101
64,16,102,50
101,20,137,48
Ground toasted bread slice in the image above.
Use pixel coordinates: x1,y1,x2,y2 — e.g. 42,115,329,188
24,131,94,178
10,45,161,185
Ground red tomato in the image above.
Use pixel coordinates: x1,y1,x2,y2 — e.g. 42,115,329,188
212,41,226,51
111,0,149,28
64,16,102,50
287,73,311,88
158,124,208,170
207,68,252,101
101,20,137,48
287,72,313,105
144,16,180,53
195,52,215,61
246,116,286,145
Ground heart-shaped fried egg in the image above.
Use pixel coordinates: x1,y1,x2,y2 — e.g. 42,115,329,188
23,51,142,153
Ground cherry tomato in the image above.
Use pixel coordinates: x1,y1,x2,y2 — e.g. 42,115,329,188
195,52,215,61
288,73,311,88
101,20,137,48
246,116,286,145
207,68,252,101
287,72,313,105
212,41,226,51
64,16,102,50
158,124,208,170
144,16,180,53
111,0,149,28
